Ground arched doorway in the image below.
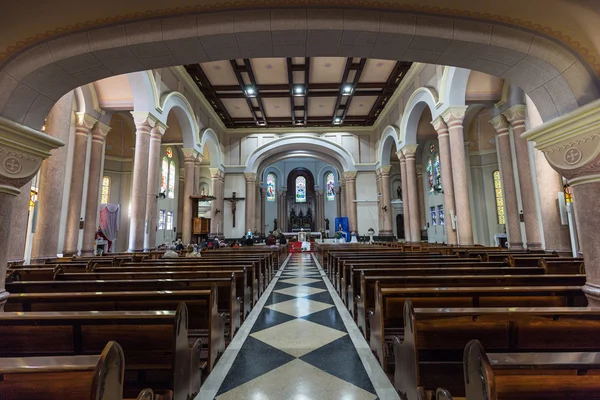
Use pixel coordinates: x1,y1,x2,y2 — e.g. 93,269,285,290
396,214,405,241
286,168,315,232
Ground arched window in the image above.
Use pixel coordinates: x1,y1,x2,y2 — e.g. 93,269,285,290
101,176,111,204
266,173,276,202
296,176,306,203
161,156,168,194
168,161,176,199
493,170,505,224
427,144,442,193
326,172,335,201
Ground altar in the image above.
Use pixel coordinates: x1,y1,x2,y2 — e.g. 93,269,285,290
282,231,322,241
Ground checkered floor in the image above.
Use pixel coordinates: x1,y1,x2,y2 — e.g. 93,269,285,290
213,253,378,399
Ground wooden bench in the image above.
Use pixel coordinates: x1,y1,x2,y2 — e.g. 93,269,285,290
462,339,600,400
370,283,586,373
393,302,600,398
0,341,135,400
0,305,199,400
4,288,224,376
539,257,585,274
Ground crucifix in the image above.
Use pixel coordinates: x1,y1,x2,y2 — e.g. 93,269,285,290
224,191,245,228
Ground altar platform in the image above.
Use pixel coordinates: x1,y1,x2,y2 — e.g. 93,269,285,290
288,241,316,253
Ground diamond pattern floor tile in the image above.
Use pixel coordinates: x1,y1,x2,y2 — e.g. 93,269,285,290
264,297,333,318
279,277,321,285
273,285,326,298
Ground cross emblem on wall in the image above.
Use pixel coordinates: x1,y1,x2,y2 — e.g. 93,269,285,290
224,191,245,228
564,147,582,165
4,157,22,174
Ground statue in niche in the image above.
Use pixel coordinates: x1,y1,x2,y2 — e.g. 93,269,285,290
200,187,206,196
397,186,402,200
273,218,278,230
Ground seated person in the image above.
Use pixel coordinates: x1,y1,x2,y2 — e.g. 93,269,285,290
279,233,287,245
175,239,184,251
162,245,179,258
265,232,276,246
185,244,201,257
212,236,220,249
232,241,240,249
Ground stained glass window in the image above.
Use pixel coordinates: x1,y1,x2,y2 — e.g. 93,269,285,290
166,147,173,158
161,156,168,195
427,144,442,193
101,176,110,204
166,211,173,230
427,156,434,192
434,152,441,190
430,206,437,226
158,210,166,230
437,205,444,225
296,176,306,203
326,173,335,201
266,173,276,202
493,170,505,224
168,161,176,199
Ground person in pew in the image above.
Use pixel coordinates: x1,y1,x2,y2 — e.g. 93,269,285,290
185,244,201,257
266,232,276,246
279,233,287,245
212,236,220,249
175,239,184,251
162,245,179,258
232,241,240,248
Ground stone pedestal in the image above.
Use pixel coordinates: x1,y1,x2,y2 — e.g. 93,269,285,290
81,122,110,255
245,173,257,232
490,114,523,249
505,105,542,249
127,113,156,252
379,166,393,235
523,99,600,306
144,125,165,250
398,151,411,242
31,91,74,260
0,117,64,309
181,149,199,245
403,145,421,243
432,116,458,245
63,113,96,255
443,107,474,245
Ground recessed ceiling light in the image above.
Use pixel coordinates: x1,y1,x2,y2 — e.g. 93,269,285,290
294,120,305,126
333,117,342,125
245,86,256,97
292,86,305,96
256,120,267,126
342,85,353,95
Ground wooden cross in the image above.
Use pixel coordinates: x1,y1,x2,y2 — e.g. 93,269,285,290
224,191,245,228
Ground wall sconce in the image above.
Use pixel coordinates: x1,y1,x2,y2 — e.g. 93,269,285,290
156,192,166,199
382,205,388,212
519,210,524,222
215,209,221,215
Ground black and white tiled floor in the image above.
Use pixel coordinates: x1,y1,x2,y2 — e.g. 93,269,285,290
199,253,399,400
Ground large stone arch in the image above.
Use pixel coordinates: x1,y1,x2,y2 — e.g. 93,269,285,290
439,67,471,109
198,128,223,169
0,9,598,131
160,91,199,150
377,125,401,167
246,135,356,174
399,87,439,146
127,71,160,113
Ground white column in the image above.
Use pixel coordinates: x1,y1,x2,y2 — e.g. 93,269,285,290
144,124,166,250
181,149,199,244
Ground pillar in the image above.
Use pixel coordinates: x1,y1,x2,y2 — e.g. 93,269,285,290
403,145,421,242
144,124,166,250
336,187,342,219
127,112,156,252
193,160,201,196
245,173,257,232
177,168,184,238
442,107,474,245
278,190,286,232
416,166,426,229
344,172,358,232
7,182,31,264
523,100,600,305
81,122,111,255
375,170,383,233
490,114,523,249
181,149,199,244
398,151,411,241
209,168,221,236
431,116,458,245
63,113,97,255
255,182,261,234
379,166,393,235
0,117,64,309
260,188,266,234
217,171,225,237
504,105,542,249
31,91,74,260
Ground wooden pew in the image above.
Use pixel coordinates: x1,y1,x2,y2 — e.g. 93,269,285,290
4,288,224,376
463,340,600,400
393,302,600,398
356,273,586,337
540,257,585,274
370,283,586,373
0,341,128,400
0,305,199,400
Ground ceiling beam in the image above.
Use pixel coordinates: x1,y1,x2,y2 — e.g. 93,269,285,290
184,64,235,128
304,57,310,125
229,60,259,125
287,57,295,126
340,58,367,122
365,62,412,124
210,82,387,92
331,58,354,124
243,59,269,126
215,90,383,99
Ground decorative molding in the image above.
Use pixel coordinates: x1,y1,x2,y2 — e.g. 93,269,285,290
489,114,510,135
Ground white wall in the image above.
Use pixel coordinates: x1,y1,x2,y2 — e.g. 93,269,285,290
470,152,501,246
155,146,179,247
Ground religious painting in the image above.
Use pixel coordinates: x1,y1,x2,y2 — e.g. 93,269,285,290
493,170,505,224
430,206,437,226
168,161,176,199
296,176,307,203
101,176,110,204
161,156,168,194
326,172,335,201
158,210,166,230
266,173,276,202
437,205,444,225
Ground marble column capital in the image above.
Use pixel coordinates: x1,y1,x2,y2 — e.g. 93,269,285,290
244,172,257,183
396,150,406,163
131,111,161,129
181,148,199,163
490,114,510,136
75,112,98,132
523,99,600,186
0,117,64,194
209,167,223,180
91,121,111,143
402,144,418,159
503,104,527,130
441,106,468,128
343,171,357,183
378,165,392,176
431,116,449,136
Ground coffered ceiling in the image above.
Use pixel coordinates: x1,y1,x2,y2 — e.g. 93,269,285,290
185,57,411,128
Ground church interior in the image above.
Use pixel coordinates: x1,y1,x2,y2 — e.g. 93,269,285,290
1,1,600,399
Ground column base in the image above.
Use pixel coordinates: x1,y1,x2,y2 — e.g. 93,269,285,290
0,289,9,311
526,242,543,250
29,257,57,265
143,247,156,252
582,283,600,308
127,248,145,253
80,249,95,256
508,242,524,249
